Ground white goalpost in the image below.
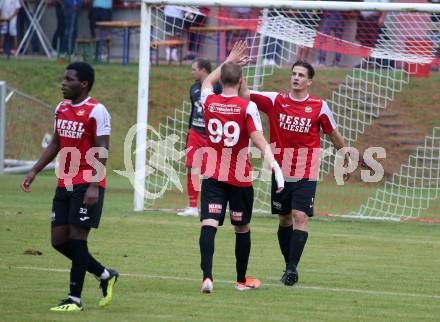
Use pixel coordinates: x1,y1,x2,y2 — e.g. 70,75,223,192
135,0,440,221
0,81,5,174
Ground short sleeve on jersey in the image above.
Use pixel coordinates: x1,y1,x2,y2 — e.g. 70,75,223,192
249,91,278,114
89,104,112,136
246,101,263,134
53,102,62,132
318,101,337,134
201,88,214,105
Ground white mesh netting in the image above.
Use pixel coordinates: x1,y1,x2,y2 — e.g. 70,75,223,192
143,6,440,219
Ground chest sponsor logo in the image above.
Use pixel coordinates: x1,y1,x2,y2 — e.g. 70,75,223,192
208,203,223,214
305,106,312,113
279,113,312,133
208,103,241,114
231,211,243,222
57,119,85,139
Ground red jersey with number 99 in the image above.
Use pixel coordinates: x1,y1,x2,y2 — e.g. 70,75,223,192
200,88,263,187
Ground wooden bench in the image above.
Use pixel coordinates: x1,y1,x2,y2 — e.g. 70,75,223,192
76,37,111,63
150,39,186,65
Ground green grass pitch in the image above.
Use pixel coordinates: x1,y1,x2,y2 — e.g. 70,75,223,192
1,174,439,321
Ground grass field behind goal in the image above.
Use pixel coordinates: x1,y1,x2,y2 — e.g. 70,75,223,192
1,173,439,322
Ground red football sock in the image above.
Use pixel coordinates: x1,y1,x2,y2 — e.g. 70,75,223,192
187,172,199,208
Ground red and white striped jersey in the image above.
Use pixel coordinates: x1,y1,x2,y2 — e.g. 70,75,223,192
201,88,263,187
250,91,337,179
54,96,111,188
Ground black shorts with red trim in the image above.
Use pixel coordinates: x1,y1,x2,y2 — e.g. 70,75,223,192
200,178,253,226
271,175,317,217
51,184,105,229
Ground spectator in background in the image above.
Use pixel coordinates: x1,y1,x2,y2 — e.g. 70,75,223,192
356,0,387,48
227,7,251,52
185,7,209,60
164,5,185,62
295,10,321,61
88,0,112,38
318,10,345,66
49,0,64,53
356,0,393,68
263,37,280,66
61,0,83,56
262,9,281,66
0,0,21,54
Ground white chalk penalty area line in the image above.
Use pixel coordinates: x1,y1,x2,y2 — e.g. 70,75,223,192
7,265,440,301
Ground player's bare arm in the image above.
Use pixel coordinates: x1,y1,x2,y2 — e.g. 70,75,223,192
21,132,60,192
249,131,284,192
238,76,251,101
83,135,110,207
328,128,351,181
201,40,249,92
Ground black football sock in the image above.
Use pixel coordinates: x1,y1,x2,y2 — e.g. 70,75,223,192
277,225,293,268
287,229,308,271
199,226,217,280
87,254,105,277
53,241,105,277
53,241,72,259
235,231,251,283
69,239,90,298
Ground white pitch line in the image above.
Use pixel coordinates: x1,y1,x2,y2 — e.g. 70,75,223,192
10,265,440,300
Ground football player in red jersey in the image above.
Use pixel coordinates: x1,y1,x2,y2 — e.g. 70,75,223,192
198,41,285,293
240,58,351,286
21,62,118,311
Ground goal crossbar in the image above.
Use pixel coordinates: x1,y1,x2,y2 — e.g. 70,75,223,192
141,0,440,12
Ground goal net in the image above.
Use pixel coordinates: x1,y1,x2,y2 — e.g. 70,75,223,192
0,82,56,174
135,1,440,221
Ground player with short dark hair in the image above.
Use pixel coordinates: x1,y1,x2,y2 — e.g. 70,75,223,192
177,58,222,217
21,62,118,311
240,58,350,286
198,41,284,293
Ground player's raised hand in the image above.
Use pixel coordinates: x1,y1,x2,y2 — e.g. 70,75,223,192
226,40,249,65
21,170,37,192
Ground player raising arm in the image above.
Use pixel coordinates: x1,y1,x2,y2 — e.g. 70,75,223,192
240,55,350,286
198,41,284,293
